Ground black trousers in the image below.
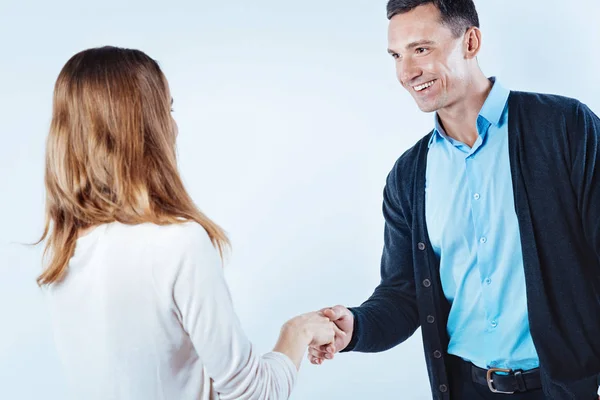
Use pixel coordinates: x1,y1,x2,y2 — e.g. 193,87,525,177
447,355,546,400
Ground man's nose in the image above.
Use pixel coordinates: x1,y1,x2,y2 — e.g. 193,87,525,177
399,59,422,87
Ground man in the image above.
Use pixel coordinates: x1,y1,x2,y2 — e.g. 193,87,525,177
309,1,600,399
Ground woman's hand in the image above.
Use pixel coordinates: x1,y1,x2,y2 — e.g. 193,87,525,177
274,311,346,370
308,305,354,365
287,311,345,347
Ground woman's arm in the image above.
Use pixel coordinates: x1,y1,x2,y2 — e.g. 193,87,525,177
169,224,335,400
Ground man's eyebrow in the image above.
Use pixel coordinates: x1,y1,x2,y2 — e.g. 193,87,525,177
387,40,436,55
405,40,436,50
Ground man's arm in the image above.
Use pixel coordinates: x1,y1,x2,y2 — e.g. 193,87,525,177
343,170,420,353
571,102,600,260
309,167,420,363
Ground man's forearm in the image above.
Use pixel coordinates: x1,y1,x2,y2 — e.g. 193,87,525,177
343,284,420,353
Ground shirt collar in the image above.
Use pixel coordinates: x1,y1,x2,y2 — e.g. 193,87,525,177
428,77,510,148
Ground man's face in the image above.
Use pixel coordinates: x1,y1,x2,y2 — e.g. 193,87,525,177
387,3,469,113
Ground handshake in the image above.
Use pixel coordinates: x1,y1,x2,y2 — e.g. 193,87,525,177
279,306,354,367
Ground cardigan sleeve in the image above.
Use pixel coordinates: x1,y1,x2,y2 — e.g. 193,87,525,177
343,165,420,353
570,102,600,261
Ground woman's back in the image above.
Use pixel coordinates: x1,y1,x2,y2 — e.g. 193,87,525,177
40,46,337,400
47,222,296,400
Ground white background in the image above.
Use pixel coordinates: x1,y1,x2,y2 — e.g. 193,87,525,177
1,1,599,399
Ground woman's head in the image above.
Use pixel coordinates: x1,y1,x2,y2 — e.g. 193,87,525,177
39,46,228,285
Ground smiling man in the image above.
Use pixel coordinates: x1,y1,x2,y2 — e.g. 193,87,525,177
308,1,600,399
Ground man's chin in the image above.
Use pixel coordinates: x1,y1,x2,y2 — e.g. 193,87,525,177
416,103,438,113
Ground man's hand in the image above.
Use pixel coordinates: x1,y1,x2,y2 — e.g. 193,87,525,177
308,305,354,365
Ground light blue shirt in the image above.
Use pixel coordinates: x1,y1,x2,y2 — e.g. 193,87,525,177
425,78,539,371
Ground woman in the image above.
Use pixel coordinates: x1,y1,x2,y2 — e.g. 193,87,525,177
39,46,340,399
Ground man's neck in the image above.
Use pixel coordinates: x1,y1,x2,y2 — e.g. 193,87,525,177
436,73,493,148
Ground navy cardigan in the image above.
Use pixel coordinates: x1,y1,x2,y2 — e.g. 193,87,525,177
344,92,600,399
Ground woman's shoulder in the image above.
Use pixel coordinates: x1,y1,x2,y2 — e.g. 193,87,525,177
107,221,216,257
106,221,222,282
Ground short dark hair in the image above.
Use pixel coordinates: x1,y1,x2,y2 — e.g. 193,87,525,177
386,0,480,37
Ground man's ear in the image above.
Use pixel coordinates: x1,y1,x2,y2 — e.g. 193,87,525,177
464,26,482,59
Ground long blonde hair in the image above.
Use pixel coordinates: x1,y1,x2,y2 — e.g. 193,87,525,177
38,46,229,286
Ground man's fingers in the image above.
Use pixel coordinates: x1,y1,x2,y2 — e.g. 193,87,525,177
322,308,338,320
307,347,322,358
333,323,346,338
323,305,350,322
308,354,325,365
310,344,334,355
318,343,336,354
308,346,333,360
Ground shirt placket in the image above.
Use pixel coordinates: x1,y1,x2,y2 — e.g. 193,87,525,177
466,120,498,365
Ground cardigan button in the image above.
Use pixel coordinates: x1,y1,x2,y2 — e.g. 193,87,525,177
427,315,435,324
433,350,442,359
417,242,426,250
439,384,448,393
422,279,431,288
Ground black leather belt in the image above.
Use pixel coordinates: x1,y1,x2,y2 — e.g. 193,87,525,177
470,363,542,394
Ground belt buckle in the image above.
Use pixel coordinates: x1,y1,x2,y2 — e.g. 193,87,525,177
486,367,515,394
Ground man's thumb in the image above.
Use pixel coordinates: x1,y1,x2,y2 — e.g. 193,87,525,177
323,308,338,320
324,305,347,321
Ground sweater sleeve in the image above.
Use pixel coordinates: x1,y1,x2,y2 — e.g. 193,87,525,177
343,167,420,353
571,102,600,261
172,225,297,400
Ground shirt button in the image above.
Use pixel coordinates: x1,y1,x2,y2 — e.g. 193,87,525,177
474,193,480,200
491,320,498,328
485,278,492,285
480,237,487,244
427,315,435,324
433,350,442,358
439,384,448,393
423,279,431,288
417,242,426,251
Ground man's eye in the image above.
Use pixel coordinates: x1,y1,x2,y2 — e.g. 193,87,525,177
391,53,400,59
416,47,428,54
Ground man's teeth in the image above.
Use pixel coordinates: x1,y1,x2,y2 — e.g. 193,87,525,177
414,80,435,91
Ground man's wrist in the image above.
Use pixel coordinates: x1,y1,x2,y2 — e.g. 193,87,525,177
340,307,359,352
